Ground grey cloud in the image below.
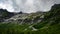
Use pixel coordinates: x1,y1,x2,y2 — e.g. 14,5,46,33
0,0,60,13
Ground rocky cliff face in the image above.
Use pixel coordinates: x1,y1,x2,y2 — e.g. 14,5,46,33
0,9,45,24
4,12,45,24
0,9,14,22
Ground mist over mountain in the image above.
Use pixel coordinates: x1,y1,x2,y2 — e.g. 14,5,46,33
0,0,60,13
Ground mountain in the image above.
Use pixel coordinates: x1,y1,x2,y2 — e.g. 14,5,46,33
0,4,60,34
32,4,60,34
0,9,14,22
0,9,45,24
4,11,45,24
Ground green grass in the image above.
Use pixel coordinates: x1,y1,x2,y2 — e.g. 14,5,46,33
0,22,60,34
0,23,30,34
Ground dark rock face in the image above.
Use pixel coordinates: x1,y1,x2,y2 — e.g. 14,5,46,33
23,18,32,23
51,4,60,9
44,4,60,24
0,9,14,22
18,11,23,14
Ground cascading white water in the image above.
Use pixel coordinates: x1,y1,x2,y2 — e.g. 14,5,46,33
0,0,60,13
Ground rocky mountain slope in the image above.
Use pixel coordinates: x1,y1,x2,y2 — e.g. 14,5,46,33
0,9,14,22
0,4,60,34
4,12,45,24
0,9,45,24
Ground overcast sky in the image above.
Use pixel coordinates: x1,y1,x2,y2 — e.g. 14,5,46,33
0,0,60,13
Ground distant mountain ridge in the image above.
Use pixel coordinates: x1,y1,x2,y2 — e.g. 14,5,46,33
0,9,45,23
4,11,45,24
0,9,14,22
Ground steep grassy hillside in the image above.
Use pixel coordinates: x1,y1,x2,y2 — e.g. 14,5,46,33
33,4,60,34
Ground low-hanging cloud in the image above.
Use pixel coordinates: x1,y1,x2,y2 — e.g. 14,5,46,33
0,0,60,13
